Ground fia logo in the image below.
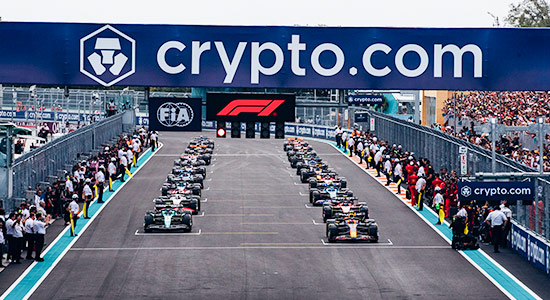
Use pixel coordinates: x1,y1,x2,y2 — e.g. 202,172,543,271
157,102,194,128
80,25,135,87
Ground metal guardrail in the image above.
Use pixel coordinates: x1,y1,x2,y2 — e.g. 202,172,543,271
368,110,549,241
7,110,134,210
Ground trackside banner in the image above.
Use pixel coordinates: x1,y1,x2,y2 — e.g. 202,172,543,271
457,181,534,204
148,98,202,131
509,222,550,278
2,22,550,90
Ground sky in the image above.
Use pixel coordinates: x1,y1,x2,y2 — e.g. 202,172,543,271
1,0,519,28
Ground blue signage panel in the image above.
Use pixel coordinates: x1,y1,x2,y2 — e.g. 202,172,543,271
457,181,535,204
509,222,550,277
347,95,384,105
355,112,369,122
2,22,550,90
148,98,202,131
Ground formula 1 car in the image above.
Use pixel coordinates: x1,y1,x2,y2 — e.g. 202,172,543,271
167,172,204,188
296,161,329,178
189,136,215,149
144,208,193,233
283,138,310,151
154,195,201,214
322,198,369,221
289,153,321,168
171,165,206,178
287,147,316,159
326,216,378,243
161,181,202,197
186,143,213,154
309,184,353,204
176,153,211,166
309,175,347,189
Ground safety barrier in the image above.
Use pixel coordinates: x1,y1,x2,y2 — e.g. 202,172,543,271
6,110,135,210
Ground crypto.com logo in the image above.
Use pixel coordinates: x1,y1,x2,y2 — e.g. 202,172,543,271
80,25,135,87
461,186,472,197
216,99,284,117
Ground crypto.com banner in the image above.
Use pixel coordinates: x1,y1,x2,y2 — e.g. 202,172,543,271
2,22,550,90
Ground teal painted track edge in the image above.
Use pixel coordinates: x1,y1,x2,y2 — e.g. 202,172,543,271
1,144,163,300
304,136,541,300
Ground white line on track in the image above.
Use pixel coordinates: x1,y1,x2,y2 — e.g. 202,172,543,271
202,198,207,203
204,187,210,191
304,204,316,209
299,192,308,196
195,212,205,217
311,219,324,226
135,229,202,236
70,245,450,250
205,178,212,182
320,239,395,246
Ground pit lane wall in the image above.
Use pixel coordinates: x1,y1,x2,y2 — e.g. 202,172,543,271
510,221,550,278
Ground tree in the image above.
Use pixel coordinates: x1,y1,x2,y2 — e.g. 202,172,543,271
506,0,550,27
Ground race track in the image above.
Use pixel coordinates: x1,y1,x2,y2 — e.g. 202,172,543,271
28,132,507,299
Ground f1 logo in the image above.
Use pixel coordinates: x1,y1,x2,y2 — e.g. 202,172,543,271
216,99,285,117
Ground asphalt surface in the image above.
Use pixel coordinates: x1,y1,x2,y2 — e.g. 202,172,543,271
5,131,542,299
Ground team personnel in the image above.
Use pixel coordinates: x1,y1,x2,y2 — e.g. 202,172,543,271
11,214,24,264
393,159,404,194
33,213,49,262
356,139,364,164
433,187,445,224
108,158,117,191
69,194,80,236
5,213,15,262
151,131,158,151
347,137,355,157
82,179,93,219
416,175,426,211
485,206,508,253
384,156,392,186
119,153,128,182
500,202,512,247
24,213,35,260
96,166,105,203
335,125,343,148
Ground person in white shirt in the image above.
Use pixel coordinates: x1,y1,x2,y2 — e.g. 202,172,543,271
356,140,364,164
33,213,49,262
417,164,425,178
11,214,24,263
374,150,383,177
415,176,427,211
65,176,74,194
108,158,117,191
118,148,125,160
20,203,30,219
96,167,106,203
393,160,404,194
127,148,134,167
347,137,355,157
0,222,5,266
341,131,348,149
500,202,513,248
69,194,80,237
384,156,392,186
151,131,158,151
82,179,93,219
5,213,15,262
119,154,128,182
485,206,508,253
334,125,344,148
24,213,35,260
433,187,445,224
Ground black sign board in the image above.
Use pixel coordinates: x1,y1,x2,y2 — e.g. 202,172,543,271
148,98,202,131
206,93,295,122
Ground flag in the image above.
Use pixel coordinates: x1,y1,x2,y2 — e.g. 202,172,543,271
125,167,133,178
109,177,113,190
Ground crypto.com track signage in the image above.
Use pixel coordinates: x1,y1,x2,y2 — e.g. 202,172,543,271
3,22,550,90
148,97,202,131
206,93,295,122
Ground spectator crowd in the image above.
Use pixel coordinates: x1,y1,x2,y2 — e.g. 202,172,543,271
440,91,550,171
0,127,158,267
